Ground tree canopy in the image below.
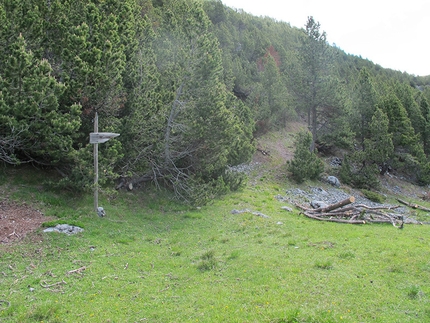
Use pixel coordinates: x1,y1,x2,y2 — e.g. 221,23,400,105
1,0,430,201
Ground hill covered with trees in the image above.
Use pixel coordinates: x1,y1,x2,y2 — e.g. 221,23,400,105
1,0,430,203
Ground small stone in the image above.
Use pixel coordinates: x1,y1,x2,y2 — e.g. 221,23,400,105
281,206,293,212
252,211,270,218
97,206,106,217
231,209,250,214
330,157,342,167
277,221,283,225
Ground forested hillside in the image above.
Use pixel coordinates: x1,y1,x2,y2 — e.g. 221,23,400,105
1,0,430,203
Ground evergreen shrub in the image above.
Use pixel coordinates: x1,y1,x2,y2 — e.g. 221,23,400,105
287,131,323,183
361,189,385,203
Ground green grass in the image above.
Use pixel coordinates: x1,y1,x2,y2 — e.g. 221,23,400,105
1,166,430,322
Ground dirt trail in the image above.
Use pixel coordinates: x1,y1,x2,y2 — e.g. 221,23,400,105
0,199,54,244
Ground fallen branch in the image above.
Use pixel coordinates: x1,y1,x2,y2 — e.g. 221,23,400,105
301,212,365,224
257,148,270,156
40,280,67,288
367,219,397,224
396,199,430,212
310,211,358,217
8,231,20,238
354,204,401,210
67,266,86,275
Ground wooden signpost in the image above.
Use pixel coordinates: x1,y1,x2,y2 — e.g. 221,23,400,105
90,112,120,216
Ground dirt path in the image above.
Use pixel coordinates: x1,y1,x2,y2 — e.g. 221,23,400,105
0,199,54,244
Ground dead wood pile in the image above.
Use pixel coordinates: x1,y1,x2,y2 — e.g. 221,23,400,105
295,196,405,227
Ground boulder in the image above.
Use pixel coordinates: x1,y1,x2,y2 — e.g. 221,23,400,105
327,176,341,187
43,224,84,235
311,200,329,209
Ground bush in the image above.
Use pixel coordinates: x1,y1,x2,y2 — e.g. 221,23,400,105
287,131,323,183
339,153,380,189
361,189,385,203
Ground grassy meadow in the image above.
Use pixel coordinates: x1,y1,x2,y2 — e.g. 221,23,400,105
1,164,430,323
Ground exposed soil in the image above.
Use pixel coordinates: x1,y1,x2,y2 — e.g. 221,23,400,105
252,122,306,164
0,199,54,244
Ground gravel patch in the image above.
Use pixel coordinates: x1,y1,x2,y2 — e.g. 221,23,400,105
228,162,261,174
277,185,418,222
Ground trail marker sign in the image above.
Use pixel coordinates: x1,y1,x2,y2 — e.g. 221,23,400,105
90,132,120,144
90,112,120,216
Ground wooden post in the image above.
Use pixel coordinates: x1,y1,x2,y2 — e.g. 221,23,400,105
94,112,99,212
90,113,119,216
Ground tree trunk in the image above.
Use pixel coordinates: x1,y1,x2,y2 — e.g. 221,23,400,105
397,198,430,212
310,104,317,152
165,83,184,165
315,196,355,213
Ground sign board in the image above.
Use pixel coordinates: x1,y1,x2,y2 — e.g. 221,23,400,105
90,132,120,144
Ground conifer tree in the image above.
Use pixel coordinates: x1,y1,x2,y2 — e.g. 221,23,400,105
287,131,323,183
353,68,378,149
120,14,164,178
148,0,254,203
379,93,417,149
57,1,127,133
52,1,130,188
258,53,292,128
393,81,425,141
379,93,428,182
417,93,430,155
340,107,393,188
290,17,341,151
0,34,81,165
364,108,394,174
301,16,328,149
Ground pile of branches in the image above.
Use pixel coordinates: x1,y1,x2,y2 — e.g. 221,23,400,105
295,197,404,227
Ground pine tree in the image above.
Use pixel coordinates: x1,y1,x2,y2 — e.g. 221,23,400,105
147,0,254,203
287,131,323,183
258,52,293,128
379,93,417,149
393,81,425,141
57,1,127,134
364,108,394,175
379,92,427,182
417,93,430,155
51,1,130,188
353,68,378,149
120,14,164,177
0,34,81,165
290,17,340,151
